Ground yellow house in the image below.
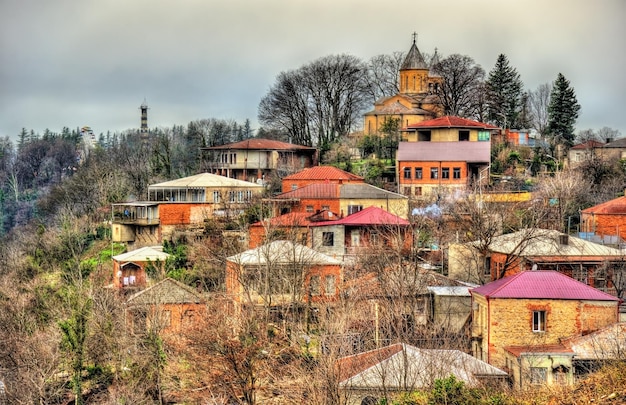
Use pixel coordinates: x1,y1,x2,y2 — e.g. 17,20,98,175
363,36,444,135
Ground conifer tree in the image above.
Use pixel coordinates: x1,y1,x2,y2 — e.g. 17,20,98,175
485,54,524,128
547,73,580,148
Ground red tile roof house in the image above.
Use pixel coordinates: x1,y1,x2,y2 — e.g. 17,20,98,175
268,182,409,219
225,240,343,311
448,228,626,301
397,116,497,198
200,138,318,183
281,165,365,193
580,195,626,245
308,206,412,258
567,140,606,168
470,271,621,387
336,343,507,405
112,246,170,290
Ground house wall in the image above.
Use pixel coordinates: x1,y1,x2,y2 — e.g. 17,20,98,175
113,261,148,289
398,161,469,197
339,198,409,219
112,223,135,242
248,224,309,249
431,294,472,333
581,212,626,242
225,261,342,304
282,177,364,193
447,243,484,284
504,352,574,389
472,295,618,369
287,199,341,216
311,225,345,258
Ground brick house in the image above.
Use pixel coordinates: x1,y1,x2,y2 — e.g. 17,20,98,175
470,271,620,375
396,116,497,197
580,195,626,244
112,245,170,290
201,138,317,183
111,173,264,247
225,240,342,307
269,183,409,219
308,206,412,258
125,277,206,335
448,228,625,298
281,165,364,193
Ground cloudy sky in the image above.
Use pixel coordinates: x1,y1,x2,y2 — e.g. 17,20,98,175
1,0,625,141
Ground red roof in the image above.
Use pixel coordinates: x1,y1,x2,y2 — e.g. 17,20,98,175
274,183,339,199
405,116,499,130
581,196,626,215
471,271,619,301
283,166,363,181
571,140,605,150
311,206,409,227
203,138,316,151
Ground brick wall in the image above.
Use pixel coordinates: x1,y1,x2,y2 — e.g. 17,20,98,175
474,296,618,368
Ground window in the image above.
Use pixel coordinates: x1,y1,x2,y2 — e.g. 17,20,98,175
430,168,438,179
291,184,298,190
533,310,546,332
309,275,321,296
530,367,547,385
459,130,470,141
347,205,363,215
453,167,461,179
403,187,411,196
325,275,336,296
414,186,422,196
478,131,490,141
594,267,607,290
484,257,491,276
322,232,334,246
306,205,314,213
415,167,423,179
322,205,330,211
441,167,450,179
370,232,379,245
403,167,411,179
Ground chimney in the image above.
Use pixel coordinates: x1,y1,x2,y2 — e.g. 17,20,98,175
559,234,569,245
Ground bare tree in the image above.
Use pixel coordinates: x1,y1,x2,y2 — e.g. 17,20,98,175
364,52,404,101
528,83,551,136
432,53,486,119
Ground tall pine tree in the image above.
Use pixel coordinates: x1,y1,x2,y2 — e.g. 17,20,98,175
547,73,580,148
486,54,524,128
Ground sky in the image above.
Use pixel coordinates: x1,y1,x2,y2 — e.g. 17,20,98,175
1,0,625,141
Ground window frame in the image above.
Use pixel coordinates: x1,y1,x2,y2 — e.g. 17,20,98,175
533,310,546,332
322,232,334,247
441,167,450,179
453,167,461,179
415,167,423,179
430,168,438,179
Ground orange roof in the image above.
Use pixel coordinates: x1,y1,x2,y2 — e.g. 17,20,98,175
284,166,363,181
571,140,605,150
203,138,316,151
581,196,626,214
274,183,340,199
405,115,499,130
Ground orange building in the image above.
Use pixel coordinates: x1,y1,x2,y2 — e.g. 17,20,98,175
580,195,626,243
397,116,496,197
281,165,364,193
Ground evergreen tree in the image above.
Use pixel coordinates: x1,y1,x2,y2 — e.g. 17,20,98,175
485,54,524,128
547,73,580,148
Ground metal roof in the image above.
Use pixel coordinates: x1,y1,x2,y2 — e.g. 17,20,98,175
400,40,428,70
480,228,623,257
397,141,491,162
339,184,407,200
149,173,264,189
202,138,316,151
112,246,170,263
309,206,409,227
338,343,507,390
227,240,341,266
581,196,626,215
471,271,620,301
283,166,363,181
405,115,499,130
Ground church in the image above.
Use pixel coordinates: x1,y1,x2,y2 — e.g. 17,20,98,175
363,35,444,135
